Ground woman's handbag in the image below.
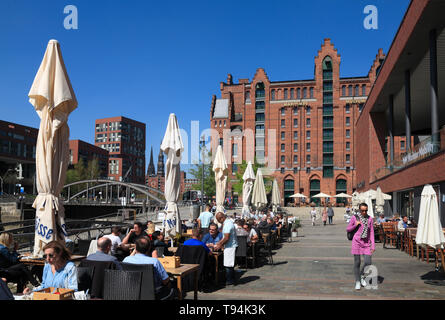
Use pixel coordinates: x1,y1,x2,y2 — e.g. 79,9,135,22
347,216,360,240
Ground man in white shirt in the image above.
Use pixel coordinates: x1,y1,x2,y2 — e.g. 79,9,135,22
104,227,122,256
197,205,214,234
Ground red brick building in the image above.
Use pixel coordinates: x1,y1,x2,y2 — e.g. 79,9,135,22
68,139,109,178
0,120,38,194
94,116,146,184
210,39,408,206
356,0,445,223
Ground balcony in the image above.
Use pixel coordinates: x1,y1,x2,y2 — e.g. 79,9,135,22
372,128,445,182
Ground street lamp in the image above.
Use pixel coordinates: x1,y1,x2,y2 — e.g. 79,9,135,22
200,136,206,212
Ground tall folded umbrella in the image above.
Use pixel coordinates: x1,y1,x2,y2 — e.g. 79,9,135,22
213,145,228,213
251,168,267,212
29,40,77,256
375,186,385,215
161,113,184,237
271,179,281,213
241,161,255,218
416,185,445,249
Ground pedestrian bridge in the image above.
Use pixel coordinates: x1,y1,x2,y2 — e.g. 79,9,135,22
62,179,166,206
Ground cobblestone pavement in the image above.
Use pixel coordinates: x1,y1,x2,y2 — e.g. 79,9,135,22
190,218,445,300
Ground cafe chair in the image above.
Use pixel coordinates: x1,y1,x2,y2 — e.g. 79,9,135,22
77,266,95,293
175,245,208,293
103,269,143,300
155,246,165,257
76,239,92,256
121,263,156,300
79,259,117,299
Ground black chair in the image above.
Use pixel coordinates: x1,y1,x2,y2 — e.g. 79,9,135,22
79,260,116,299
175,245,208,293
77,239,92,256
77,266,94,292
121,263,156,300
103,269,142,300
258,233,274,266
155,246,165,257
236,236,249,271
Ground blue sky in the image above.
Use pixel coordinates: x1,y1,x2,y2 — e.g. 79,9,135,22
0,0,410,174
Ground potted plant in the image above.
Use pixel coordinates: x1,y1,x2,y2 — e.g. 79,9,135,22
291,217,301,238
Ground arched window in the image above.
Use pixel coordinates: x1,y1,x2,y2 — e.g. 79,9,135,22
310,179,321,205
255,82,265,98
284,179,295,206
336,179,347,205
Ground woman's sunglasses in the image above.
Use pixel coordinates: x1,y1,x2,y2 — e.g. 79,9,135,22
43,253,55,259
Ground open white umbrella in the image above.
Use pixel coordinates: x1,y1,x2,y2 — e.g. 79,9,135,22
334,192,352,198
312,192,332,198
29,40,77,256
161,113,184,237
416,185,445,249
241,161,255,218
251,168,267,212
271,179,281,213
212,145,228,213
290,193,306,198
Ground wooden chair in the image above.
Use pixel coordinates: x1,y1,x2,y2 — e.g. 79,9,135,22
382,222,398,248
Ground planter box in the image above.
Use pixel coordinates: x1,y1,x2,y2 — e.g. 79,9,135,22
33,288,74,300
158,256,181,269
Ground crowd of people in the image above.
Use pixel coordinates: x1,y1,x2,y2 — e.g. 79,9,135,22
0,204,290,299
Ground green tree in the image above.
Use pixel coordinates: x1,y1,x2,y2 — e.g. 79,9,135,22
231,158,273,196
189,148,216,200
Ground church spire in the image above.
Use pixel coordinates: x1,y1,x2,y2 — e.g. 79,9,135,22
157,147,165,177
147,147,156,176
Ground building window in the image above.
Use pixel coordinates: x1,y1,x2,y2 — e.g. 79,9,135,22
293,155,298,163
306,143,311,152
219,121,222,127
306,155,311,163
281,155,285,164
281,132,285,140
245,91,251,103
306,106,311,115
294,143,298,152
293,107,298,115
306,131,311,140
294,131,298,140
281,144,285,152
346,167,350,173
310,87,314,99
219,138,223,146
232,143,238,157
293,167,298,174
359,103,365,112
303,87,307,99
348,85,352,96
224,120,226,127
342,85,346,96
281,119,285,128
346,154,350,163
271,90,275,100
232,163,238,174
346,141,350,150
281,108,285,116
293,119,298,128
281,167,285,174
255,113,265,121
346,117,350,126
362,84,366,96
297,88,301,99
290,88,295,99
345,104,350,113
401,140,405,150
306,118,311,127
346,129,350,138
284,89,288,100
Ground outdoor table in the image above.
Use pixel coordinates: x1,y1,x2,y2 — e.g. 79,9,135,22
19,253,86,266
163,263,200,300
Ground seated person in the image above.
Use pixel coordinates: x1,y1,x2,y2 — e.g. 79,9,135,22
145,222,156,241
273,216,282,232
121,222,146,251
267,217,277,232
0,233,39,293
397,216,412,232
23,241,78,294
85,237,122,269
183,229,211,254
243,223,259,245
122,237,171,299
202,223,223,250
104,227,122,256
376,214,386,225
235,219,249,237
